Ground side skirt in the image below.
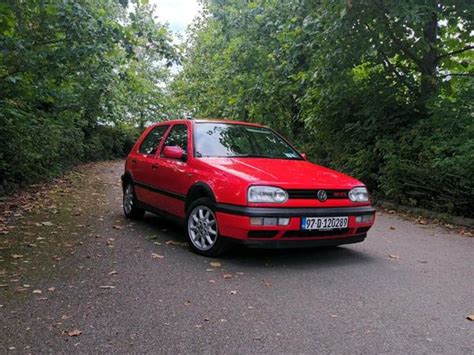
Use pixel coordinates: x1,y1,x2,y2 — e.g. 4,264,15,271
137,201,185,226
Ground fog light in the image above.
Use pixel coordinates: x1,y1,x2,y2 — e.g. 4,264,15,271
278,218,290,226
263,217,278,226
250,217,264,226
355,214,374,223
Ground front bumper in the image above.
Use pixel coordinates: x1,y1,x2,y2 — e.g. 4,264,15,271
215,204,375,247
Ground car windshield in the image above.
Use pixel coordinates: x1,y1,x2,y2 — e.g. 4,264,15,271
194,123,302,159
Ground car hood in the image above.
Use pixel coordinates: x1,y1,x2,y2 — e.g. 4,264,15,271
202,158,363,189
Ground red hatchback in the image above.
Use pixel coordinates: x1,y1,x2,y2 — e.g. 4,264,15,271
122,119,375,256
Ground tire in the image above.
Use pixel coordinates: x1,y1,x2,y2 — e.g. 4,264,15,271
185,197,230,257
123,181,145,219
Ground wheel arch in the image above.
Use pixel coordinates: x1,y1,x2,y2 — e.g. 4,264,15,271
121,171,134,191
185,182,216,212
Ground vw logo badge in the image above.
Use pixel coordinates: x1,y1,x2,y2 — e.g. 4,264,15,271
317,190,327,202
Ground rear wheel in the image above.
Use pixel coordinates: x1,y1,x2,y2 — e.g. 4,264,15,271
186,198,230,257
123,182,145,219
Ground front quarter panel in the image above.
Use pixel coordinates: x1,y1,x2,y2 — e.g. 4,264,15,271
188,160,248,206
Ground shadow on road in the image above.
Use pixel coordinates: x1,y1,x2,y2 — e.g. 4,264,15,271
136,213,376,270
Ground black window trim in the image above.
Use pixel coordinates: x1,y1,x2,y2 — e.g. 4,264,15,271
138,124,170,156
160,123,189,158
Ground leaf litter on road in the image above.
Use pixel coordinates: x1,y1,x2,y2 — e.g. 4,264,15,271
66,329,82,337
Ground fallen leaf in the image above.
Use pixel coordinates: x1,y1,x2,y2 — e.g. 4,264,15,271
67,329,82,337
11,254,23,259
389,226,396,230
223,273,233,279
330,314,338,318
152,253,164,259
184,301,191,306
209,280,216,284
41,221,54,226
32,289,42,294
229,290,238,295
99,285,116,289
113,225,124,230
388,254,400,260
61,315,71,320
165,240,187,246
264,282,272,288
108,270,118,275
210,261,221,268
48,287,56,292
467,314,474,321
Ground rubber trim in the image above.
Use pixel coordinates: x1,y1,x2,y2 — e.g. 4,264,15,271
216,204,375,217
133,180,186,201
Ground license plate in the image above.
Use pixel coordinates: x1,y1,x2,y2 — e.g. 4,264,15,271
301,216,348,230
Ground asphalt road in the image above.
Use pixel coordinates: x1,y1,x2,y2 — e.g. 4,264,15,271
0,161,473,354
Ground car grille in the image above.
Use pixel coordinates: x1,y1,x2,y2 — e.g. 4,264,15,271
287,189,349,200
282,228,349,238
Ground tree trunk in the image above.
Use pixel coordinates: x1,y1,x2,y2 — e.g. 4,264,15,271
419,6,438,109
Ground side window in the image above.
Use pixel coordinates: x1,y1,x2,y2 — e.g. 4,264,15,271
162,125,188,154
138,125,169,155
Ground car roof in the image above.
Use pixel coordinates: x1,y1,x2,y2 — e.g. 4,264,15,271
152,118,266,128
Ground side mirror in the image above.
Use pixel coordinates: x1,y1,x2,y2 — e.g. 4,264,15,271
301,152,307,160
163,146,185,160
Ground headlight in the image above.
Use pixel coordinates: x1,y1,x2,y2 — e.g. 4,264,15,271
348,187,369,202
248,186,288,203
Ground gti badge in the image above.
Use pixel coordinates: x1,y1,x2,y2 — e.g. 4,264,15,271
317,190,328,202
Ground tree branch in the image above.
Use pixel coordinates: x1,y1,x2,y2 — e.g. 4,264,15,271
439,73,474,78
437,45,474,60
374,1,425,71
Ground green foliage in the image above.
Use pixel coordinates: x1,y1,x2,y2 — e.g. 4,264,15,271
0,0,178,194
173,0,473,216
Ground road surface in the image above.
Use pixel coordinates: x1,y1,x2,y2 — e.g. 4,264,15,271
0,161,472,353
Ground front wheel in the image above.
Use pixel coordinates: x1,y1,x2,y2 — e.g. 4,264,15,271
186,198,230,257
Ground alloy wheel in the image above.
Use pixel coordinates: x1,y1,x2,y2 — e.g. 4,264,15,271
187,205,218,250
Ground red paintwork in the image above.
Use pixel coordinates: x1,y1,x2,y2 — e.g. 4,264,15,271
162,145,184,159
125,119,375,242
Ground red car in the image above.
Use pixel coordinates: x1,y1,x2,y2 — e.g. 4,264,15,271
122,119,375,256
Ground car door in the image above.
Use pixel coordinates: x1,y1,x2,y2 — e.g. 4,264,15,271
150,123,191,218
132,124,169,206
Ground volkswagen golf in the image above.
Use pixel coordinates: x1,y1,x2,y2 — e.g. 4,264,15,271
122,119,375,256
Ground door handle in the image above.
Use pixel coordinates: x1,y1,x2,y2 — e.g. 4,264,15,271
151,164,158,170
